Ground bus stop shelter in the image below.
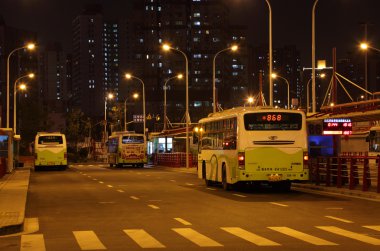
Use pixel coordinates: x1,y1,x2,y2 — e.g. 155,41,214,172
0,128,15,177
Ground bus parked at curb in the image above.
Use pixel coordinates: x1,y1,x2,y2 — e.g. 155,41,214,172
34,132,67,171
107,131,147,167
196,106,309,191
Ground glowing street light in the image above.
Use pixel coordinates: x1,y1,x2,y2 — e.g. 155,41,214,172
104,93,114,143
125,73,146,136
13,73,34,134
212,45,238,113
6,42,36,128
247,96,254,107
123,93,139,131
163,73,183,131
360,42,380,100
271,73,290,109
162,43,191,169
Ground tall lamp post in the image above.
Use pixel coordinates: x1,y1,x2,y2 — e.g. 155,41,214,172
271,73,290,109
125,74,146,136
7,43,35,128
163,74,183,131
265,0,273,106
162,43,190,169
311,0,319,113
212,45,238,113
104,93,114,143
124,93,139,131
13,73,34,134
360,42,380,99
306,73,325,114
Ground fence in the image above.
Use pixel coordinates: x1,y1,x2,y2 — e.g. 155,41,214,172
309,156,380,193
153,153,197,167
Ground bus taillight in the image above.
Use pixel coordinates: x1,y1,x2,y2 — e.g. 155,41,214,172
303,152,309,167
238,152,245,169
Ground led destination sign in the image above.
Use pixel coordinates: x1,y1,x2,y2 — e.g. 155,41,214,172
323,118,352,135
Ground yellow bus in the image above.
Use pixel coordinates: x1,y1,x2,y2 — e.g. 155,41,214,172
107,131,147,168
34,132,67,171
197,106,309,191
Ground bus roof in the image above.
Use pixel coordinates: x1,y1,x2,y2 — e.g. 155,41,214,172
110,131,145,137
199,106,304,123
37,132,64,135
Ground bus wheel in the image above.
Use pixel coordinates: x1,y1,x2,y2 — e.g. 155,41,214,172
202,161,211,186
222,164,231,191
109,163,114,168
117,163,123,168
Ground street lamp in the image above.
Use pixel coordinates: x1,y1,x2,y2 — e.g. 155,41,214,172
271,73,290,109
13,73,34,134
162,43,191,169
212,45,238,113
104,93,114,143
306,73,325,114
125,74,146,136
247,96,254,107
123,93,139,131
163,74,183,131
360,42,380,100
265,0,273,106
311,0,319,113
7,42,36,128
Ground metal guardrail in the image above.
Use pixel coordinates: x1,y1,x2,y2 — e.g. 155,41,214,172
310,156,380,193
153,153,197,167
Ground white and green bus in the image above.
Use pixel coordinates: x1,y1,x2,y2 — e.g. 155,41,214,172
34,132,68,171
107,131,147,168
197,106,309,191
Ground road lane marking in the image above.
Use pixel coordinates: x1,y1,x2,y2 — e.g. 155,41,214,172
73,231,106,250
130,196,139,200
172,228,223,247
233,193,247,198
326,207,343,210
269,202,289,207
221,227,280,246
317,226,380,245
174,218,192,226
206,188,216,191
93,178,98,181
107,185,113,188
363,226,380,231
170,180,176,182
324,216,353,223
269,227,337,245
148,204,160,209
98,181,104,184
21,234,46,251
124,229,165,248
117,189,125,193
186,183,194,186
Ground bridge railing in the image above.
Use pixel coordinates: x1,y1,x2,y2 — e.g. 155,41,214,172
309,156,380,193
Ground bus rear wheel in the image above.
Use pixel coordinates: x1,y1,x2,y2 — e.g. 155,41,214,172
222,164,231,191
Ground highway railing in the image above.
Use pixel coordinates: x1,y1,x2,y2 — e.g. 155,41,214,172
309,156,380,193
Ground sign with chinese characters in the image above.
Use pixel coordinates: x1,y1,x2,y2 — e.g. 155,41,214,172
323,118,352,135
133,114,144,123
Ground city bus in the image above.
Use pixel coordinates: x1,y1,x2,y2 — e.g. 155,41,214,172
34,132,67,171
197,106,309,191
107,131,147,168
368,126,380,159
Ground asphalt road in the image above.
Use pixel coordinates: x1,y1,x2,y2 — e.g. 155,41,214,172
2,163,380,250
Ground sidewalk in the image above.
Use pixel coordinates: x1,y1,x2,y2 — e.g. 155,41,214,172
0,167,30,235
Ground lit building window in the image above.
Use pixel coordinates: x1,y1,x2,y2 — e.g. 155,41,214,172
194,21,201,26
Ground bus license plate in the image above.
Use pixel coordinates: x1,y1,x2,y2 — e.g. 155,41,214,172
268,174,282,182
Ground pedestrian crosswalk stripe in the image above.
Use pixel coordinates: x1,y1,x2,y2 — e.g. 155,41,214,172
325,216,353,223
317,226,380,245
221,227,280,246
172,228,223,247
23,218,39,233
124,229,166,248
174,218,192,226
73,231,106,250
363,226,380,231
269,227,338,245
21,234,46,251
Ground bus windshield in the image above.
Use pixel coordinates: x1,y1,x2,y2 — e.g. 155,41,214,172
122,135,145,144
38,136,63,144
369,130,380,153
244,112,302,131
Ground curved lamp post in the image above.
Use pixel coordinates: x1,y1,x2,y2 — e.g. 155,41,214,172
162,43,190,169
271,73,290,109
125,74,146,136
212,45,238,113
13,73,34,134
163,74,183,131
311,0,319,113
123,93,139,131
306,73,325,114
7,43,35,128
265,0,273,106
360,42,380,99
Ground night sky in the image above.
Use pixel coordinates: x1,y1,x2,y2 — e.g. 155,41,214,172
1,0,379,66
